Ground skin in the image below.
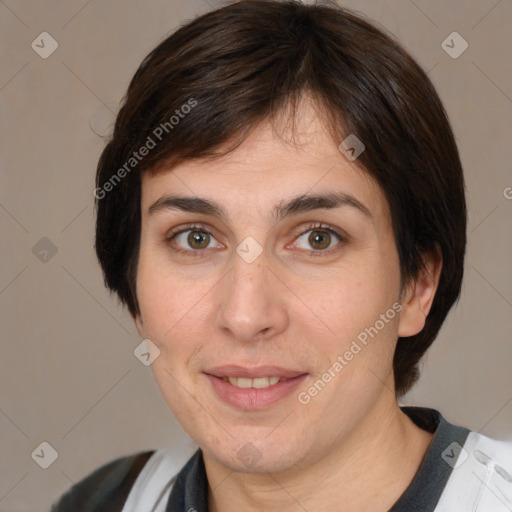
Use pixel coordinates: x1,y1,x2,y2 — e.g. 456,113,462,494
134,98,442,512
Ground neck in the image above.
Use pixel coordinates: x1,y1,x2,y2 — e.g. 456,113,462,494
204,397,434,512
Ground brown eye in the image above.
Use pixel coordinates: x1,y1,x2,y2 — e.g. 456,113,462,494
308,229,331,250
294,226,343,253
166,225,223,255
187,230,210,249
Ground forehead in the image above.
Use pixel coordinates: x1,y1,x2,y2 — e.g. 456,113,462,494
141,101,389,223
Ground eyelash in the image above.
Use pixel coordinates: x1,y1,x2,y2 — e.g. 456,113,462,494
165,222,346,258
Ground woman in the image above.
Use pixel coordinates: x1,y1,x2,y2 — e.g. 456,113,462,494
53,1,512,510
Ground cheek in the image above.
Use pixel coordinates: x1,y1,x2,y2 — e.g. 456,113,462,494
136,259,210,417
135,247,220,389
137,236,199,321
136,249,194,353
307,262,400,339
295,263,402,402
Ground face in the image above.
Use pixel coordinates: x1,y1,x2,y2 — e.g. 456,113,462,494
134,101,427,474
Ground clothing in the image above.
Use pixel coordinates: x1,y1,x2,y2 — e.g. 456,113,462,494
51,407,512,511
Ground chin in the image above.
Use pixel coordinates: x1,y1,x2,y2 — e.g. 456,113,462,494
202,432,308,475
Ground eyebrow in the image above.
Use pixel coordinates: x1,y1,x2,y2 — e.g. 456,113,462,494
148,191,372,221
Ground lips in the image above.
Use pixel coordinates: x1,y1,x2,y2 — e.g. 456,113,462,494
204,365,306,380
204,366,308,411
204,365,308,409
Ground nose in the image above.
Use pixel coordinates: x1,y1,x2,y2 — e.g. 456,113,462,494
215,250,289,344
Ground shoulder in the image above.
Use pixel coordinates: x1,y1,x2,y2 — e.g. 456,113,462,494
51,450,155,512
462,430,512,474
435,431,512,511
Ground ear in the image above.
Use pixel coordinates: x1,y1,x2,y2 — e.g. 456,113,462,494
398,245,443,338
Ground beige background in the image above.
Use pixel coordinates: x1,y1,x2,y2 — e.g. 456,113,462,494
1,0,511,510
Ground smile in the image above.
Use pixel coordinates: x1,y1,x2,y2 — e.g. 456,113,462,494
221,376,283,388
204,366,308,409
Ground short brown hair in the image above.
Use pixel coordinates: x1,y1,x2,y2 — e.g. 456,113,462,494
95,0,467,396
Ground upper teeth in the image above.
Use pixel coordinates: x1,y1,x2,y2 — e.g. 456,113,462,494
223,376,282,388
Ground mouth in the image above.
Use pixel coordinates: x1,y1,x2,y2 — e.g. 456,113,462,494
204,365,308,409
220,376,284,388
